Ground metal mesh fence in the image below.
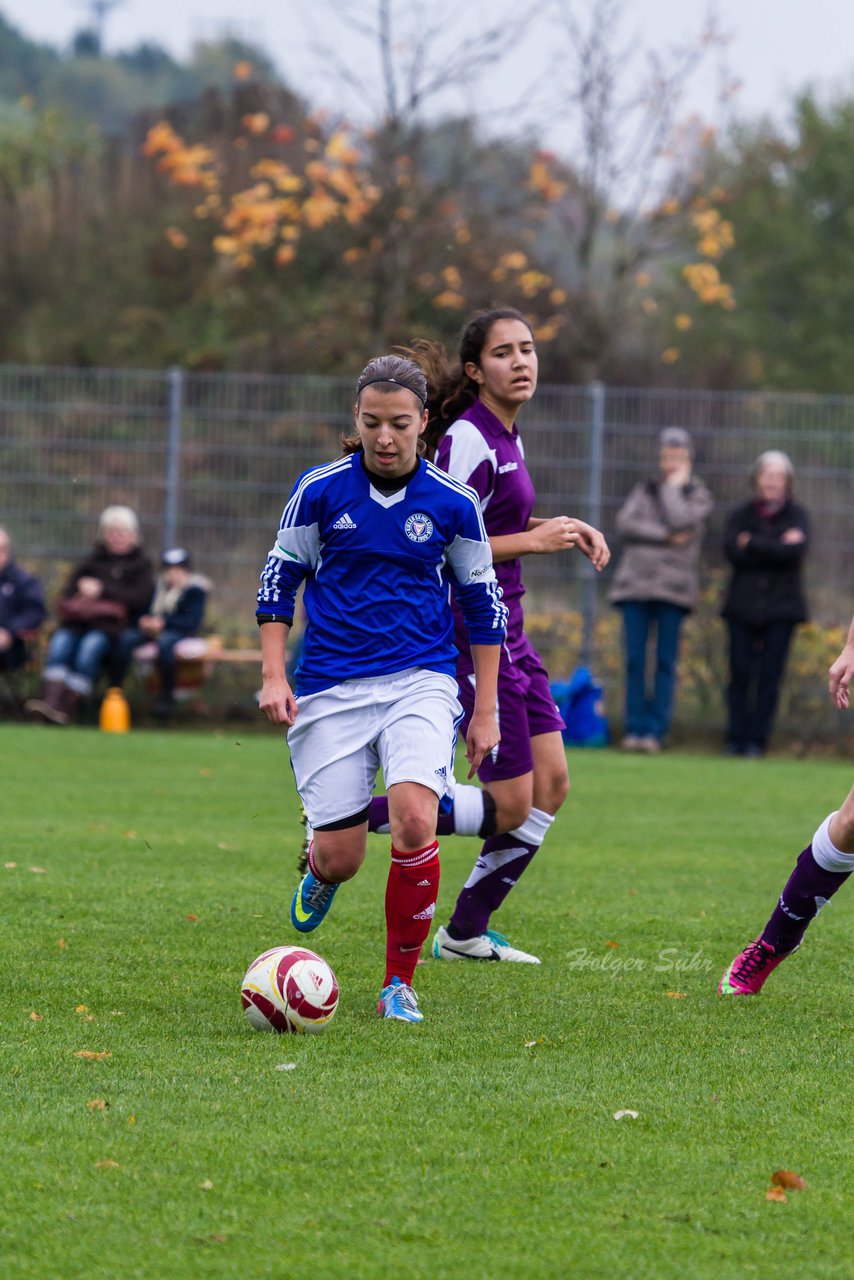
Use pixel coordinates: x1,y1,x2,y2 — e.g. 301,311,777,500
2,365,852,731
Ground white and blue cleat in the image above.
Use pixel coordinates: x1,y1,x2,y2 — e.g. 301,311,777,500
377,976,423,1023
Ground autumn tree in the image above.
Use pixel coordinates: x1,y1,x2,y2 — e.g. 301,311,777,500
657,91,854,392
510,0,738,381
140,1,574,358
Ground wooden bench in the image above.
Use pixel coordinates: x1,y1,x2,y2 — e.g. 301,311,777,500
133,637,262,699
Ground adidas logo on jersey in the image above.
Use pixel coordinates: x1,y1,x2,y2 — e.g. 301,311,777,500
332,512,357,530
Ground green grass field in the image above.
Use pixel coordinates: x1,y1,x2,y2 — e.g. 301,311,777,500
2,724,853,1279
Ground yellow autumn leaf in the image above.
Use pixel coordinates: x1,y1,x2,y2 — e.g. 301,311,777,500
242,112,270,136
498,251,528,271
433,290,465,309
325,131,358,164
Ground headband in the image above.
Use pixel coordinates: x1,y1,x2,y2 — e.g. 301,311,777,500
357,376,427,406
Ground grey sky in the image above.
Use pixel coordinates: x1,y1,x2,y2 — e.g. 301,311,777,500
2,0,853,145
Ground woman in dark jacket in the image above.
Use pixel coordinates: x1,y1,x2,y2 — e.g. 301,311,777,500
25,506,154,725
721,451,809,757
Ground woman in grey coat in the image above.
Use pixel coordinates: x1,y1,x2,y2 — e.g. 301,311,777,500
609,428,714,751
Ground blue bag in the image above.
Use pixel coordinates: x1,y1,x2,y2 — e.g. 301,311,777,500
551,666,609,748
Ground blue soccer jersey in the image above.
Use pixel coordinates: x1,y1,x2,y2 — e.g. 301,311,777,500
257,454,507,694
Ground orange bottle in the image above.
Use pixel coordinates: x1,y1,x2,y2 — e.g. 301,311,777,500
99,687,131,733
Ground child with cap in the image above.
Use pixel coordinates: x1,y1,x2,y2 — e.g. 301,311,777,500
116,548,210,718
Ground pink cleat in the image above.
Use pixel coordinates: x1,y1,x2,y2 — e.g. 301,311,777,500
718,938,788,996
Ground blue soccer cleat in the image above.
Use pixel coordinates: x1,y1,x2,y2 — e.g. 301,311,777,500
377,976,424,1023
291,870,339,933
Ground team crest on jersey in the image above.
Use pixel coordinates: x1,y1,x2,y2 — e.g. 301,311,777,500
404,512,433,542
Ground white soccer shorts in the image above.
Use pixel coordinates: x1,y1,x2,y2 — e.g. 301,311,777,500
286,666,463,828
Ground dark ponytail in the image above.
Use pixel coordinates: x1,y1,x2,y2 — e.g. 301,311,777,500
400,308,534,459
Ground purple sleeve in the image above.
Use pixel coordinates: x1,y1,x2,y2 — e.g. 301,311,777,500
436,431,495,509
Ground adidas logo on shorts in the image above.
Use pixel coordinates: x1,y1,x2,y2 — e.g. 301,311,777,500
332,512,357,530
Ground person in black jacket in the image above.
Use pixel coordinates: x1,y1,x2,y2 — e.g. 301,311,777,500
721,451,809,756
115,547,209,718
25,506,154,725
0,526,47,674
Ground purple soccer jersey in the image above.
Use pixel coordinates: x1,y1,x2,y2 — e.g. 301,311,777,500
436,398,536,662
436,398,564,781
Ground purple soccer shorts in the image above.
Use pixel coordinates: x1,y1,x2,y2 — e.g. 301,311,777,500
456,642,565,783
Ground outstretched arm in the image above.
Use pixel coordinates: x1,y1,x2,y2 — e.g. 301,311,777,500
829,615,854,710
491,517,610,569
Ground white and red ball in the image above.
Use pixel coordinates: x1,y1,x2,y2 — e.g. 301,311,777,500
241,945,339,1034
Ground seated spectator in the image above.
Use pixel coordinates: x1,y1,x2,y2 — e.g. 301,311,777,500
0,525,47,675
115,547,209,718
721,450,809,757
25,506,154,725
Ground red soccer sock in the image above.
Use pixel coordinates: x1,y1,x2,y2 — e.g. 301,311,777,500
307,842,335,885
384,842,440,987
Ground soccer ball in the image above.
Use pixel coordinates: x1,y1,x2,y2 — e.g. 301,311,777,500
241,945,339,1035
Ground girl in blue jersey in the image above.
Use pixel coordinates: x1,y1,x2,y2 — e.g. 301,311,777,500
366,309,609,964
256,355,506,1023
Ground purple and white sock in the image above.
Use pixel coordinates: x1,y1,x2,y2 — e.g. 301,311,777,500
760,813,853,954
447,807,554,940
367,785,493,838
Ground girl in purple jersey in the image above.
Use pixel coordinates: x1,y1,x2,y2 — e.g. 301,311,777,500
361,309,609,963
719,615,854,995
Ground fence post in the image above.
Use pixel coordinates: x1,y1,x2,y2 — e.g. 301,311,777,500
580,380,605,669
163,366,184,550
